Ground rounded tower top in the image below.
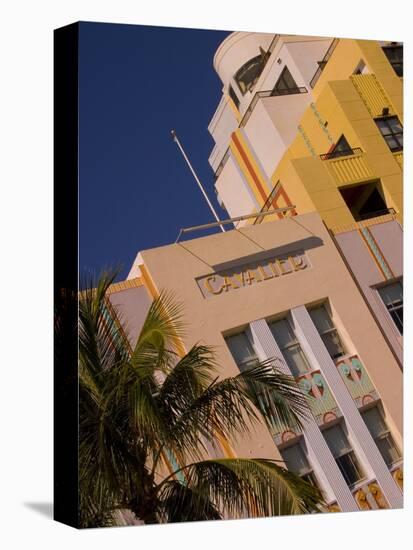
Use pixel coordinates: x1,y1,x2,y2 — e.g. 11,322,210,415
213,32,275,91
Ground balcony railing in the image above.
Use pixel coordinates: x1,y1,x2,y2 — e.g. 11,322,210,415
356,207,396,221
240,86,308,128
310,38,339,89
320,147,363,161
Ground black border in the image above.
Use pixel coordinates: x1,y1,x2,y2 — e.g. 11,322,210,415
54,22,79,529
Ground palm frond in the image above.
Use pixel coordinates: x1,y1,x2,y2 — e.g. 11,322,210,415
157,458,323,520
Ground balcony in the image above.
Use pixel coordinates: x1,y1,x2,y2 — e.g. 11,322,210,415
335,355,379,407
239,86,308,128
321,148,376,186
309,38,339,89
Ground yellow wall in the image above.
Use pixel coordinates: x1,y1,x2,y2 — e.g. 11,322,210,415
266,39,403,228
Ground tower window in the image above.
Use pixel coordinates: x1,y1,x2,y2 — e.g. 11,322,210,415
225,332,259,372
280,440,318,487
377,281,403,335
228,85,240,110
273,66,299,94
235,55,265,95
308,304,346,360
339,180,389,222
375,116,403,152
361,406,401,467
323,423,364,487
269,318,311,377
382,44,403,77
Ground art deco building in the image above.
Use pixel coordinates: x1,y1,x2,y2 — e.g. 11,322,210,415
106,33,403,513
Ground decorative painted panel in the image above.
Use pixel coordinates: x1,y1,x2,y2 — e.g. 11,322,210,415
296,370,341,426
335,355,379,407
391,465,403,492
353,481,389,510
325,152,374,185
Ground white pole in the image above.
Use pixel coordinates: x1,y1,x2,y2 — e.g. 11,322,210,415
171,129,225,232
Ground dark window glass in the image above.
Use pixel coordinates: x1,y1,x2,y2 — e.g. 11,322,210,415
228,85,240,110
269,318,311,377
362,406,401,466
273,66,299,94
378,281,403,334
235,55,264,95
339,181,389,222
308,305,346,359
328,135,353,159
375,116,403,152
280,442,319,487
382,45,403,76
226,332,259,371
323,424,364,486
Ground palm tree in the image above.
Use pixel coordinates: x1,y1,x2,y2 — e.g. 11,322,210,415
78,272,323,527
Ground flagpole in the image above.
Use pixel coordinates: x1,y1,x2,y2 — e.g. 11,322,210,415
170,129,225,232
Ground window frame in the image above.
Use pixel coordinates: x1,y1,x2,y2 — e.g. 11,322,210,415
273,66,300,95
361,405,401,467
322,422,364,487
374,116,403,152
382,44,403,77
225,330,260,372
327,135,354,159
268,317,312,378
377,280,403,335
280,438,319,487
308,304,347,360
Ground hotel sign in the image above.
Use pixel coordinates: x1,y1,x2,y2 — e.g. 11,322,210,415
197,251,308,298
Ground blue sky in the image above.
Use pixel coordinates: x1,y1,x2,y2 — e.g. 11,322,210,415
79,22,230,280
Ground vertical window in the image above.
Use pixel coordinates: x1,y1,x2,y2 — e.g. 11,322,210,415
228,85,240,110
328,135,353,159
273,66,299,94
375,116,403,152
323,423,364,486
361,406,401,466
308,305,346,359
378,281,403,335
280,441,318,486
225,332,259,371
382,44,403,77
269,318,311,377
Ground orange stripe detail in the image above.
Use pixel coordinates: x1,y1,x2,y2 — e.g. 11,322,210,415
232,132,267,203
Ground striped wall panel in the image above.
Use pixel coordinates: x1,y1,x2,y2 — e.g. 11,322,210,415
249,318,359,511
291,306,403,509
325,153,374,185
350,74,396,118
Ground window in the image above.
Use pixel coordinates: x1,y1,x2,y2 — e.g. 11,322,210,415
280,441,318,486
269,318,311,377
225,332,259,371
382,44,403,76
328,135,353,159
378,281,403,334
361,406,401,466
228,85,240,110
309,305,346,359
235,55,265,95
273,66,299,94
339,181,389,222
375,116,403,152
323,423,364,486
